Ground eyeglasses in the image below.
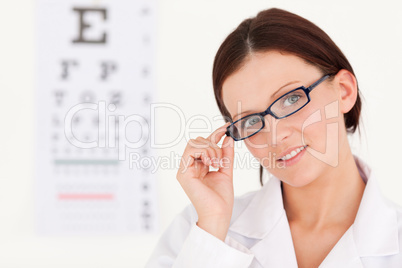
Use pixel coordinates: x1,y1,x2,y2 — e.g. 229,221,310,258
225,74,331,141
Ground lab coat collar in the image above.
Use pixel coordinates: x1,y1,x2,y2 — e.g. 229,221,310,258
228,155,399,266
230,171,285,239
352,155,399,257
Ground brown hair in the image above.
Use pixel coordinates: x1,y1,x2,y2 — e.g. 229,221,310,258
212,8,362,186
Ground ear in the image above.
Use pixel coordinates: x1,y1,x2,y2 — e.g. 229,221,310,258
334,69,358,113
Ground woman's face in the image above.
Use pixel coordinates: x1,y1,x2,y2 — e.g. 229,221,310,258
222,50,349,187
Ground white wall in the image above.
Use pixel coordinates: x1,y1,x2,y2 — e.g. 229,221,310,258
0,0,401,267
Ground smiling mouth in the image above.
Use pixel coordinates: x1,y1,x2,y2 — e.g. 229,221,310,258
278,145,307,161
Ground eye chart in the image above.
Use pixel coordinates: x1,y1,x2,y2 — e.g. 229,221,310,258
35,0,158,235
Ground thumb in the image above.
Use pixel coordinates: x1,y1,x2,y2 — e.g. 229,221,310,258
219,134,234,176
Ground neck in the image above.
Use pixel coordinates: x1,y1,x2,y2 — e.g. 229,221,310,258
282,145,366,229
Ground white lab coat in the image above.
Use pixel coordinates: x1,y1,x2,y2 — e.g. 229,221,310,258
146,156,402,267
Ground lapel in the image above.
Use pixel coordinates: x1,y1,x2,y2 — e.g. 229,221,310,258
351,156,399,258
318,226,363,268
227,155,399,267
319,156,399,267
229,175,298,267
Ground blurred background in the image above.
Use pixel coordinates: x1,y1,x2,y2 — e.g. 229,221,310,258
0,0,401,267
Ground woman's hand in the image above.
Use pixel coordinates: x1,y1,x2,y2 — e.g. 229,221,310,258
176,122,235,241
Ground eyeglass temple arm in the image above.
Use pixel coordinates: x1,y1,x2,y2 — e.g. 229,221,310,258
307,74,330,92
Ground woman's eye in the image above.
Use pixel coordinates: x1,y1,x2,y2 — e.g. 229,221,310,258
243,117,260,128
283,94,301,106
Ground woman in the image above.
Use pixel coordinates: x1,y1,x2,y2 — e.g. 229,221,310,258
146,8,402,267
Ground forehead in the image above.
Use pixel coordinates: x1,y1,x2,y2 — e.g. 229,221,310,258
221,50,318,118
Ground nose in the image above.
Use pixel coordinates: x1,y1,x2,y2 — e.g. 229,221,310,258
265,116,293,147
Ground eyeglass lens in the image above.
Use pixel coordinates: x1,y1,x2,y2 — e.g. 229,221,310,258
230,88,309,140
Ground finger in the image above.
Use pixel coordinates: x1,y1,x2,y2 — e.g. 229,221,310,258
192,137,223,167
202,146,218,166
192,140,218,162
179,148,208,174
208,145,223,168
200,153,211,166
207,122,231,145
187,142,218,167
188,138,210,149
218,134,235,177
195,136,221,153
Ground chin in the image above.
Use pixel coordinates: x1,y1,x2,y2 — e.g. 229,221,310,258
280,175,316,188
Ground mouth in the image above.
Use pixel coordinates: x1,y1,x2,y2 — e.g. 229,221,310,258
277,145,308,161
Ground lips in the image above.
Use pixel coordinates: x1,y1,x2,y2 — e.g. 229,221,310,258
277,145,307,161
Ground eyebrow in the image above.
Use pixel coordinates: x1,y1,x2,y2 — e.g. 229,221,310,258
232,80,300,120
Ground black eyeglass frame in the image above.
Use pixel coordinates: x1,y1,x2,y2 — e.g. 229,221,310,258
225,74,331,141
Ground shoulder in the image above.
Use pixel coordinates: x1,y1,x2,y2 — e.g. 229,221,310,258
385,196,402,213
360,196,402,266
146,191,259,267
384,197,402,228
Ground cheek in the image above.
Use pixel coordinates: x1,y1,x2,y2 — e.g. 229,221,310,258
244,135,267,157
244,125,286,170
244,126,270,149
243,96,343,168
244,133,273,167
245,142,280,172
299,100,345,168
